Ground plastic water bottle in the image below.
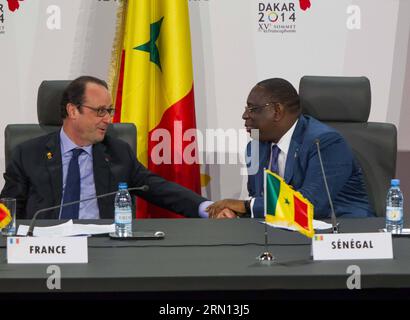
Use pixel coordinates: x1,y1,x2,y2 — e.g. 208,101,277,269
386,179,404,234
114,182,133,237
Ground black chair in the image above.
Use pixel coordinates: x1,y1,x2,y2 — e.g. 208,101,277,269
299,75,397,217
5,80,137,168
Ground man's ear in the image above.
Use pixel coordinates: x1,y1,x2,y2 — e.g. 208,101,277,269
66,103,78,119
272,103,285,121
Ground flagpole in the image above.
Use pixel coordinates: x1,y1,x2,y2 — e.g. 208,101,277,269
264,169,269,253
264,221,268,252
258,169,274,262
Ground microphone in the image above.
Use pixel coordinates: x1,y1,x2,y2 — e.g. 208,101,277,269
26,185,149,236
315,139,339,233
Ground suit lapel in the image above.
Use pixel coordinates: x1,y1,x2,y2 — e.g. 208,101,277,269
92,142,112,218
284,116,306,184
45,133,63,218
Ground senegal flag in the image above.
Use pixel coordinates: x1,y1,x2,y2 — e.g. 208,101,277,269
110,0,201,218
265,170,314,238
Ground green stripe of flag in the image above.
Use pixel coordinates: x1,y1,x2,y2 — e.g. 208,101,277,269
266,172,281,216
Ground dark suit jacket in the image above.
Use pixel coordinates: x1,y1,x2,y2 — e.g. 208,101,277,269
247,115,374,219
1,131,207,219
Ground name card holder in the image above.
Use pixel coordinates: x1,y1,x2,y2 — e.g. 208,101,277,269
7,236,88,264
312,232,393,260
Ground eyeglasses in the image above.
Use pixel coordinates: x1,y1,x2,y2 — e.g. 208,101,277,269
244,102,278,114
80,105,115,117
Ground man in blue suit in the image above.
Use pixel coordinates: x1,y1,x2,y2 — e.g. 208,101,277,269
207,78,374,219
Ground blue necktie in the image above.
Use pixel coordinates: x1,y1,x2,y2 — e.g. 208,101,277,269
270,144,280,174
60,148,83,219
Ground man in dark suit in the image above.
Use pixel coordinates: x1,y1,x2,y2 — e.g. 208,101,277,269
1,76,219,219
207,78,374,219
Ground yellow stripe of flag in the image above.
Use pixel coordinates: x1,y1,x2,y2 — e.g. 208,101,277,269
121,0,194,165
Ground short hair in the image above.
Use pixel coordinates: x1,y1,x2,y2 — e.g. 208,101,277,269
257,78,301,113
60,76,108,119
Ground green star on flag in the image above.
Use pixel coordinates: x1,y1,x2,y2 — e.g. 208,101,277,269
134,17,164,71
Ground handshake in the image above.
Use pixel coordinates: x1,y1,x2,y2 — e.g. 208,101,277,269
205,199,248,219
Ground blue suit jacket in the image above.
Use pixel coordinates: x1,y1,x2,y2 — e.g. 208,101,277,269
246,115,374,219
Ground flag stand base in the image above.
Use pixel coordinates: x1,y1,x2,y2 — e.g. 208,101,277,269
257,251,275,262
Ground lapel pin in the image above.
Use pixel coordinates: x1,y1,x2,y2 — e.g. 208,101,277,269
46,152,53,160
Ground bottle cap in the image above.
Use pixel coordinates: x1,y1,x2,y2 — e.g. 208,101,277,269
391,179,400,187
118,182,128,190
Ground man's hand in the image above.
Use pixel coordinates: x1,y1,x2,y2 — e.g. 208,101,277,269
206,199,246,219
215,208,237,219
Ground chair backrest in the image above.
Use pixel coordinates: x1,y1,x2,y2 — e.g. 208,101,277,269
299,76,397,217
5,80,137,168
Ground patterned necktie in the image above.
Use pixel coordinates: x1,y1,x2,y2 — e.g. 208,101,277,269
270,144,280,174
60,148,83,219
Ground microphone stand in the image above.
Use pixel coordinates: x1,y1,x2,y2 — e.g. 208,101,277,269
315,140,340,233
26,186,149,236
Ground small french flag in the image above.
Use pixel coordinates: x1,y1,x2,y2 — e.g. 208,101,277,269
8,238,20,245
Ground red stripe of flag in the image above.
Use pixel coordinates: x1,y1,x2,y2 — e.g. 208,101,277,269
0,211,8,222
146,86,200,218
113,50,125,123
294,195,309,230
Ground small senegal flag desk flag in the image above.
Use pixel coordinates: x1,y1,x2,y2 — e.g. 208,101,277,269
0,204,11,229
265,170,314,238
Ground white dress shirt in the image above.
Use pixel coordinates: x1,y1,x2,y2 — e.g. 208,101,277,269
250,119,299,217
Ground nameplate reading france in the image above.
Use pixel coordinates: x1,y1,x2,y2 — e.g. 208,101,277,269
312,232,393,260
7,237,88,264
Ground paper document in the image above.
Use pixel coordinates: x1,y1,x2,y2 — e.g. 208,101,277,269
17,220,115,237
262,219,333,231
